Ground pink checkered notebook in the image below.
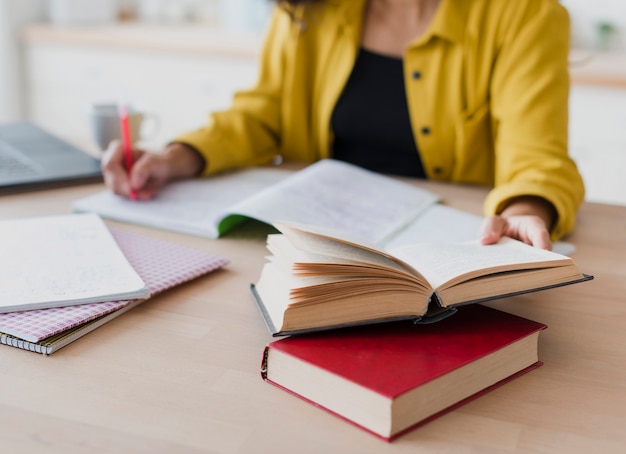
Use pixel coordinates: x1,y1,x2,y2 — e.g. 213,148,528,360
0,228,228,354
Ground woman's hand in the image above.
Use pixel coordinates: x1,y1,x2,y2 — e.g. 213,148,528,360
481,196,557,250
101,141,205,200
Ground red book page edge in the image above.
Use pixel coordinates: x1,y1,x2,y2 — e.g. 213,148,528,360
263,361,543,442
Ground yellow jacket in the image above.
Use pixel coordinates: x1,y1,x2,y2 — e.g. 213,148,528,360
177,0,584,240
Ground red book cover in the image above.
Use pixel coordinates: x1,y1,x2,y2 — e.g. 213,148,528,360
261,304,546,441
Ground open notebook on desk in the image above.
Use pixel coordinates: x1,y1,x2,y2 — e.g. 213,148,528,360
72,159,441,242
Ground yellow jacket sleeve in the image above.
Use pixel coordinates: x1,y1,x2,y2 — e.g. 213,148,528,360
481,1,584,240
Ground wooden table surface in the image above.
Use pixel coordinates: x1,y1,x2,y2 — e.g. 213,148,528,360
1,176,625,453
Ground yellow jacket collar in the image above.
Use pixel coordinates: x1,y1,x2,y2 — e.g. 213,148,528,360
431,0,467,43
328,0,467,46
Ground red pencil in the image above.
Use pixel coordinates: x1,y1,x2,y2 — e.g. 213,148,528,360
118,104,137,200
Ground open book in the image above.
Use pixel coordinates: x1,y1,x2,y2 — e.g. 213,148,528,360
251,222,592,336
72,159,441,242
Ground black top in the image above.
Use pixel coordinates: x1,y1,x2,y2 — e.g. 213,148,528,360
331,48,426,178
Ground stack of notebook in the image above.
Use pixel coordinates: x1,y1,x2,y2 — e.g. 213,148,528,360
0,216,228,355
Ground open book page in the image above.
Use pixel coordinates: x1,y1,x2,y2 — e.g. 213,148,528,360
272,224,422,279
267,234,425,293
0,213,148,313
268,222,578,296
383,204,576,256
73,167,291,238
228,160,440,245
384,204,484,248
388,237,574,290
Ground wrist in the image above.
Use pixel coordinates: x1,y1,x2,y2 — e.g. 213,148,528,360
163,142,206,179
500,196,557,231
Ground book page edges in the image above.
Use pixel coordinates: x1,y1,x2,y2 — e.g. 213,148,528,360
388,361,543,441
250,284,427,336
251,275,591,334
274,222,424,278
438,273,594,311
262,360,543,442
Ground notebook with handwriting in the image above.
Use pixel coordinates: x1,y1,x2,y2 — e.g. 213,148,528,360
72,159,440,242
0,228,228,354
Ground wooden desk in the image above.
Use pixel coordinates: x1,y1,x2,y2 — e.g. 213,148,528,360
1,179,625,453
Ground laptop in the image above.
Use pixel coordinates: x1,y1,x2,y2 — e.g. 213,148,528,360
0,122,103,195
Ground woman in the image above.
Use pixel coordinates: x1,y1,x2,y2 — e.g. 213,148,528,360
102,0,584,250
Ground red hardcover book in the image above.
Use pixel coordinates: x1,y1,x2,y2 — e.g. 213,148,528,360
261,304,546,441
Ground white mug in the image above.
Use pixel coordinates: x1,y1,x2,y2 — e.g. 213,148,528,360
88,103,159,152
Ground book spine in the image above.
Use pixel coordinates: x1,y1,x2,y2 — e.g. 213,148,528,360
260,346,270,380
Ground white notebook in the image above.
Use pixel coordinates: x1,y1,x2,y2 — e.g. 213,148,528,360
0,213,149,313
